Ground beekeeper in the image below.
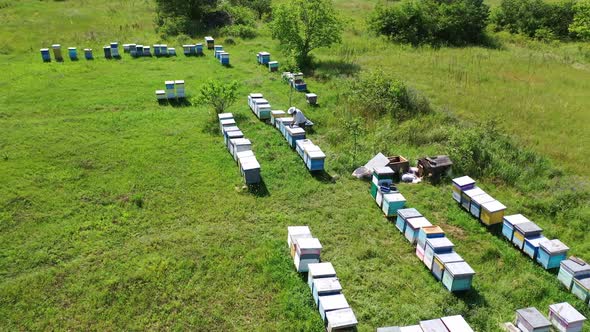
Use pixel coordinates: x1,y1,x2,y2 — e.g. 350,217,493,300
288,107,307,129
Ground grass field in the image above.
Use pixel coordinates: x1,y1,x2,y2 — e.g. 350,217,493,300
1,0,589,331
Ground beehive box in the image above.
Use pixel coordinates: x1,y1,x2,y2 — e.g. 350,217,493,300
558,258,590,291
548,302,586,332
248,93,264,111
441,315,474,332
502,214,532,242
103,46,111,59
442,261,475,292
470,193,496,219
326,308,357,332
239,155,260,184
84,48,93,60
155,90,166,101
258,51,271,65
420,318,448,332
571,277,590,304
68,47,77,60
52,44,63,61
312,277,342,306
205,36,214,49
318,294,349,322
461,187,486,211
287,226,312,257
142,46,151,56
285,126,306,148
306,93,318,105
277,117,294,133
451,176,476,203
423,237,454,270
404,217,432,245
512,221,543,250
230,138,251,161
537,239,569,269
396,208,422,234
110,42,119,57
416,226,445,261
293,237,322,272
382,193,406,217
480,200,507,226
270,110,286,126
174,80,185,98
168,47,176,56
40,48,51,62
372,167,395,199
182,44,192,55
220,52,230,65
268,61,279,72
308,262,337,290
224,130,243,146
295,139,314,159
516,307,551,332
431,252,463,281
165,80,175,99
196,43,203,55
523,236,548,260
306,149,326,172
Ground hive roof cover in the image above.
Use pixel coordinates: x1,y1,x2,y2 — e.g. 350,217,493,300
383,193,406,202
422,226,444,235
426,237,454,249
318,294,349,311
288,226,311,236
549,302,586,323
236,150,254,159
441,315,474,332
516,307,551,328
296,237,322,250
249,93,263,98
504,214,531,225
398,208,422,219
406,217,432,229
232,138,251,146
540,239,569,254
286,127,306,135
420,318,448,332
226,131,244,138
435,252,464,264
254,98,269,104
446,261,475,277
561,258,590,273
463,187,486,198
308,262,336,277
374,166,395,175
575,277,590,289
452,176,475,187
241,158,260,171
481,200,507,212
525,236,547,246
471,194,496,205
308,150,326,159
514,221,543,234
325,308,357,328
314,277,342,293
400,326,424,332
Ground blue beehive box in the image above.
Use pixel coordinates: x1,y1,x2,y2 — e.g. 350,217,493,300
103,46,112,59
196,43,203,55
154,44,161,57
40,48,51,62
277,117,294,134
220,52,230,65
129,44,138,57
442,261,475,292
307,262,336,290
168,47,176,56
143,46,151,56
318,294,349,322
423,237,454,270
305,148,325,172
461,187,486,211
451,176,476,203
188,44,196,55
432,252,463,281
502,214,531,242
395,208,422,234
404,217,432,245
110,42,119,58
571,277,590,305
416,226,445,261
512,221,543,250
312,277,342,306
68,47,77,60
523,235,548,260
559,258,590,291
382,193,406,217
258,51,270,65
296,139,314,159
214,45,223,56
537,239,569,269
470,193,495,219
268,60,279,72
136,45,144,57
160,45,168,56
183,45,192,56
285,126,306,148
84,48,93,60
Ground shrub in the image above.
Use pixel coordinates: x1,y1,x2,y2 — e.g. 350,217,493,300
570,0,590,39
198,80,240,114
219,24,258,39
369,0,490,46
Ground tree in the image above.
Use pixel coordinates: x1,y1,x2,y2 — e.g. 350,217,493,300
270,0,343,68
155,0,219,35
570,0,590,40
199,80,239,114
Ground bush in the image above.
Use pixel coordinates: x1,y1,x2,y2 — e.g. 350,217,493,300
570,0,590,39
219,24,258,39
369,0,490,46
346,71,431,121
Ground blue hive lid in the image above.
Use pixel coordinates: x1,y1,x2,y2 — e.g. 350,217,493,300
397,208,422,219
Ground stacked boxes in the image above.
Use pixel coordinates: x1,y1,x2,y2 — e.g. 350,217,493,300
110,42,120,58
268,61,279,72
174,80,185,98
84,48,93,60
52,44,63,61
287,226,357,331
205,36,214,49
295,139,325,171
40,48,51,62
248,93,271,120
218,113,261,185
548,302,586,332
257,51,270,65
451,176,475,203
516,307,552,332
371,167,395,201
378,315,474,332
282,72,308,91
220,52,230,66
306,93,318,105
558,258,590,290
68,47,77,60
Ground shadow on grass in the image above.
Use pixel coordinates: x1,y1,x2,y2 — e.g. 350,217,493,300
311,170,337,184
313,59,361,77
454,286,488,308
157,99,193,107
247,179,270,197
202,119,221,136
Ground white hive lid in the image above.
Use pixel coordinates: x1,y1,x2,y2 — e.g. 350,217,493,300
463,187,486,199
319,294,349,311
549,302,586,324
296,237,322,250
406,217,432,229
441,315,474,332
308,262,336,277
452,176,475,187
326,308,357,328
482,200,507,213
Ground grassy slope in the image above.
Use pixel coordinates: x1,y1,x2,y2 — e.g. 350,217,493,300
0,0,589,331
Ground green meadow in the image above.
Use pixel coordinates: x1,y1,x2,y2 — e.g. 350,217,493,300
1,0,589,331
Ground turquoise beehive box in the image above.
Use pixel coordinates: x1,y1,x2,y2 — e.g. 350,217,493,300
372,167,395,200
559,258,590,291
537,239,569,270
404,217,432,245
571,277,590,305
523,236,548,260
382,193,406,217
396,208,422,234
432,252,463,281
512,221,542,250
442,261,475,292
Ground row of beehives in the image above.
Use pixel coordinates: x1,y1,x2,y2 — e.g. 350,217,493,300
372,167,475,292
504,303,586,332
378,315,474,332
256,51,279,72
282,71,308,92
212,44,230,66
248,93,326,172
155,80,185,100
218,113,260,185
39,36,217,62
287,226,357,332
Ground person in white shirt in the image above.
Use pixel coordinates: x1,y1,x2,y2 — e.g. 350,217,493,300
288,107,307,129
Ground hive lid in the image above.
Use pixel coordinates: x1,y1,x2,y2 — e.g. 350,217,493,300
226,130,244,138
445,261,475,277
296,237,322,250
314,277,342,293
288,226,311,237
503,214,532,226
236,150,255,160
271,110,286,115
471,193,496,205
561,257,590,274
419,318,448,332
231,138,251,146
218,112,233,119
397,208,423,219
421,226,445,235
308,150,326,159
383,192,406,203
516,307,551,328
435,252,463,264
549,302,586,323
286,126,306,135
277,117,294,123
481,200,507,213
254,98,269,104
52,44,61,48
452,176,475,187
240,158,260,171
259,51,270,56
304,145,322,154
68,47,76,50
574,277,590,289
539,239,569,254
220,118,235,125
325,308,357,328
374,166,395,176
174,80,185,84
223,126,240,133
463,187,486,199
376,327,401,332
249,93,264,98
296,139,315,150
155,90,165,94
399,326,423,332
426,237,454,249
165,80,175,85
309,262,336,277
318,294,349,311
441,315,474,332
514,221,543,234
406,217,432,229
524,235,547,246
305,93,318,98
205,36,214,40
